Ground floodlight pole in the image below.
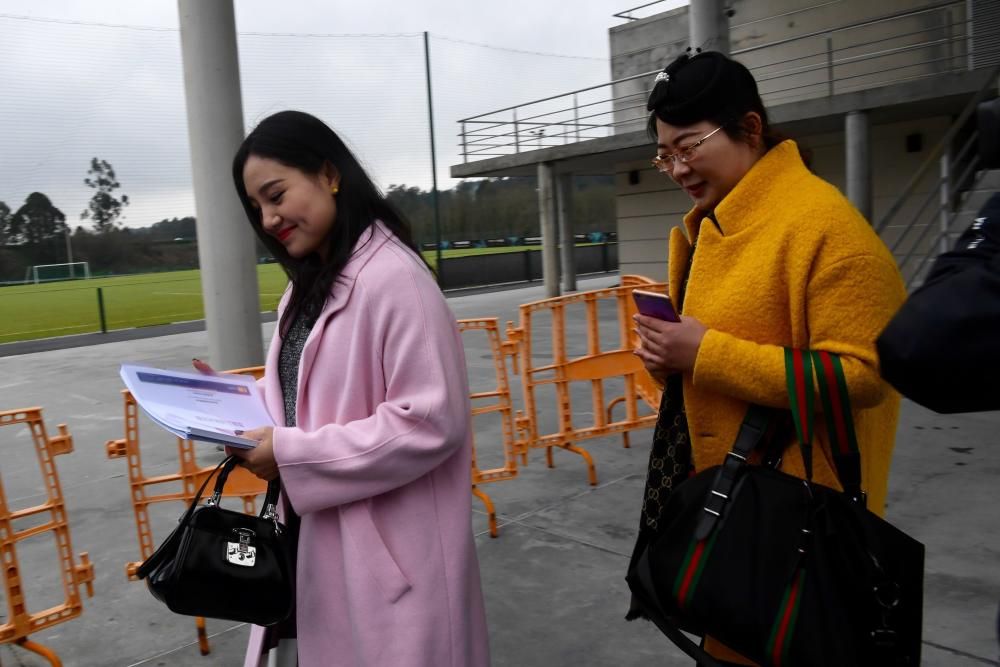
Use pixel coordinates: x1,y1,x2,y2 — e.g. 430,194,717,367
423,31,444,285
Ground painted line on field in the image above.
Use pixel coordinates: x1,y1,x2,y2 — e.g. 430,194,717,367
150,291,285,297
1,323,95,338
107,312,204,327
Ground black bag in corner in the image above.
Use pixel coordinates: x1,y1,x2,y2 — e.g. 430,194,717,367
136,456,294,626
626,349,924,667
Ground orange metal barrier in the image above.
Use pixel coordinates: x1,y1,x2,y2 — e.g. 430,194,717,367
105,366,268,656
619,273,660,288
0,407,95,667
458,318,522,538
505,282,667,485
609,275,666,446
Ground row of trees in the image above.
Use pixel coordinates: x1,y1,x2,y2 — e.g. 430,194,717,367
386,175,614,242
0,158,129,245
0,158,135,280
1,170,615,283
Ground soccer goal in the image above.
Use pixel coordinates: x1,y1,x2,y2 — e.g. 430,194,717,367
30,262,92,284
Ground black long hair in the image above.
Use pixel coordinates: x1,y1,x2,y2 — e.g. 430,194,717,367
232,110,425,336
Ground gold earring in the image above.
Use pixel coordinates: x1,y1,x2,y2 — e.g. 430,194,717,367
330,185,339,195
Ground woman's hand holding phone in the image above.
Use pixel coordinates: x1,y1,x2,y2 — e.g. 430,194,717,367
631,290,708,376
631,289,679,322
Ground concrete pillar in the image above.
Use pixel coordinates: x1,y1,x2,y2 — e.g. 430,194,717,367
845,110,872,222
690,0,731,55
557,173,576,292
178,0,264,369
537,162,560,298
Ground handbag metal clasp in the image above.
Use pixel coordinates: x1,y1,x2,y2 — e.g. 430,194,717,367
225,527,257,567
262,503,283,535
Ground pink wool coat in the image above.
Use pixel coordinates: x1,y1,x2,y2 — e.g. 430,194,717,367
244,221,490,667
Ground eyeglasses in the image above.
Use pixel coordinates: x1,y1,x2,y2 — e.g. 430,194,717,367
651,125,726,173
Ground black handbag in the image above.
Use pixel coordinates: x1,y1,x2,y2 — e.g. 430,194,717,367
626,349,924,667
136,456,294,626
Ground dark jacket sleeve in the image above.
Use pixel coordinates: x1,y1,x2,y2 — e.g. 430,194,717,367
876,193,1000,413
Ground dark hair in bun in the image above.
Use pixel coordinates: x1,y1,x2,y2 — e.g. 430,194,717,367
646,49,785,151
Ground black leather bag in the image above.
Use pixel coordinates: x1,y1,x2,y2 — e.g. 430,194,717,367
136,456,294,626
626,349,924,667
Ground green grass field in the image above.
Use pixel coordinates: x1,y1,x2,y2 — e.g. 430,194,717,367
0,246,547,344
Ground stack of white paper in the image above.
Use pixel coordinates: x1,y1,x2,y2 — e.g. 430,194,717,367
120,364,274,449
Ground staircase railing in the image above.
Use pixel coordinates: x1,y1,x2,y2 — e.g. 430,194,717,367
875,63,1000,288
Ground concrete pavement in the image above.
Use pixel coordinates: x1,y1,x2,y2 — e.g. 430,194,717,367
1,274,998,666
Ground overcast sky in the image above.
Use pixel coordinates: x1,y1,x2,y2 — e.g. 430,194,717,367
0,1,685,230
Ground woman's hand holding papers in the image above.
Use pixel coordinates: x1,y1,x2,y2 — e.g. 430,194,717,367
226,427,279,481
192,358,218,375
194,358,279,482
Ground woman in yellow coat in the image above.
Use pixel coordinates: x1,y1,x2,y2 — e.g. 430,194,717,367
628,50,906,665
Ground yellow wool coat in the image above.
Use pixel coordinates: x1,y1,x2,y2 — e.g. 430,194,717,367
669,140,906,665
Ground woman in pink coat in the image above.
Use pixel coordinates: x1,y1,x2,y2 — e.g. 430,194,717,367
226,110,490,667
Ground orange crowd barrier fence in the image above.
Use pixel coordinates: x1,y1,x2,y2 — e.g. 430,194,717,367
1,407,94,667
105,366,268,656
610,275,667,445
619,274,659,289
458,318,522,538
503,280,667,485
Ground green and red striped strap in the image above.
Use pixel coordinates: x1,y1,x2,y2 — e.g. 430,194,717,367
810,349,863,498
811,350,859,456
764,350,862,664
672,532,719,611
784,348,863,492
766,567,807,666
784,348,815,478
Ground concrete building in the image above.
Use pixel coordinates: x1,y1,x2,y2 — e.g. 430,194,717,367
451,0,1000,292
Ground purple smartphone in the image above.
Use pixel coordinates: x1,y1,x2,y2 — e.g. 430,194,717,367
632,289,680,322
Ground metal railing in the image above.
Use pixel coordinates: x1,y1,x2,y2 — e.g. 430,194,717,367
458,70,656,160
612,0,671,22
458,0,987,162
875,62,1000,288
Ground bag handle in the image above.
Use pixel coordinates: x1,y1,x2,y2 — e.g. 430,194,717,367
787,348,864,504
694,404,773,541
785,348,816,481
207,456,282,520
135,456,282,580
136,456,234,580
810,350,864,504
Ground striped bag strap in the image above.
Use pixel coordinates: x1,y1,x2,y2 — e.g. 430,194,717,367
810,350,865,504
784,348,816,480
768,349,816,667
783,348,865,503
